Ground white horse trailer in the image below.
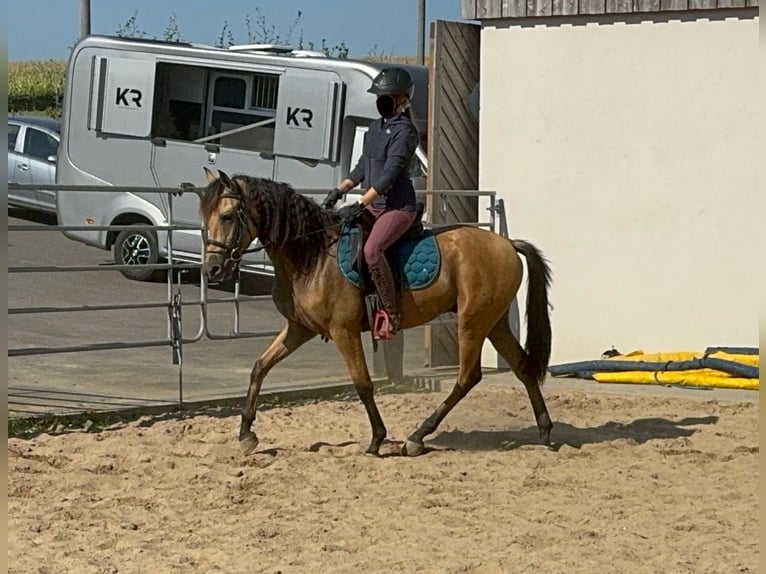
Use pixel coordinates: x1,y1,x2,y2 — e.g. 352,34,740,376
56,35,428,280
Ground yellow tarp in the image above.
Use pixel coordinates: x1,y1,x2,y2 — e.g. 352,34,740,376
593,370,759,391
605,350,759,366
593,350,759,391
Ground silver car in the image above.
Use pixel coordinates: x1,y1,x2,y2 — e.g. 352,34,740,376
8,115,61,214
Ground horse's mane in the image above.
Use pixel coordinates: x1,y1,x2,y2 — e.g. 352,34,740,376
201,175,341,276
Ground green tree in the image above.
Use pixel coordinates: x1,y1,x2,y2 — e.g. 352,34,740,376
114,7,350,58
244,7,302,45
162,13,184,43
115,10,147,38
214,21,236,48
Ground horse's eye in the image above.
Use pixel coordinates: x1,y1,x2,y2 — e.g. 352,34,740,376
221,213,234,223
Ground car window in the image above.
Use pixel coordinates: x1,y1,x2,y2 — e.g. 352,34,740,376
8,123,20,151
23,128,58,160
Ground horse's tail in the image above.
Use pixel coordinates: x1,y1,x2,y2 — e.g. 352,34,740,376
512,240,553,385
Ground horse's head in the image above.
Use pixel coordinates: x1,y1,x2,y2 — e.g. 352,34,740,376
200,167,257,282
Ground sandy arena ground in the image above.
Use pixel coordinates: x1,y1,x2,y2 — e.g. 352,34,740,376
8,384,759,574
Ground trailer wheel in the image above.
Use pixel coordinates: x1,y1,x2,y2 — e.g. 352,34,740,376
114,225,164,282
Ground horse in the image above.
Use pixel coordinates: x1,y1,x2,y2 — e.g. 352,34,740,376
200,168,554,457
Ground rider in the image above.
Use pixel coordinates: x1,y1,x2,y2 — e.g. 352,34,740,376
322,67,420,339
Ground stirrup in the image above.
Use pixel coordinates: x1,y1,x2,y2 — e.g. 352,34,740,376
372,310,396,340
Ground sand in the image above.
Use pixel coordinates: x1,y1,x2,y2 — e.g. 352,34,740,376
8,385,759,574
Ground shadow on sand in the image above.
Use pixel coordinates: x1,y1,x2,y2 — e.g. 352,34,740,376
427,415,719,452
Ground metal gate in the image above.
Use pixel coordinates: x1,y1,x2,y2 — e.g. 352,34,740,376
8,183,505,420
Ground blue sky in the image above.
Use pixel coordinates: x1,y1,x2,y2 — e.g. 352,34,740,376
8,0,466,61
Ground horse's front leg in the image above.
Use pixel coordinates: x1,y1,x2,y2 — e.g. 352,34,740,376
332,330,387,455
239,321,315,454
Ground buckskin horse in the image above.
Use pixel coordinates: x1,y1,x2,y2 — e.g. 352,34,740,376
200,168,554,456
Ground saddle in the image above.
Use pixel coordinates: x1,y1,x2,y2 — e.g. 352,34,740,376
336,201,441,294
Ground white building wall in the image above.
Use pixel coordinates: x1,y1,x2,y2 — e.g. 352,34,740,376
479,13,760,366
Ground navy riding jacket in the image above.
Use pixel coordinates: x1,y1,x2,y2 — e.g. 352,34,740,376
347,113,419,212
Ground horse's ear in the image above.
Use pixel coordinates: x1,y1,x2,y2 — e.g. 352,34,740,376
203,167,217,184
218,170,234,190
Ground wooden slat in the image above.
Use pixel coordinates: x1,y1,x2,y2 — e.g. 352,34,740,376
688,0,717,7
745,0,758,6
486,0,506,16
606,0,633,11
504,0,529,16
476,0,499,17
716,0,747,6
579,0,607,12
634,0,661,10
461,0,478,18
529,0,554,15
660,0,688,9
553,0,579,15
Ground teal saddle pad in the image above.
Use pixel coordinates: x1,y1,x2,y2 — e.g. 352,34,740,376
337,226,441,290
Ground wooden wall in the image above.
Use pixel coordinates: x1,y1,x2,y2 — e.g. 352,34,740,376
462,0,756,18
426,20,481,367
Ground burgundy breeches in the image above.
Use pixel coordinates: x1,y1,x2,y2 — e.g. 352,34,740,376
363,208,417,266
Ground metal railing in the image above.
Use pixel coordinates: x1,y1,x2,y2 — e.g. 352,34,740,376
8,182,506,407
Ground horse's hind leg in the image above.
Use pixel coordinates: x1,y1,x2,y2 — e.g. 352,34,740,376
402,327,486,457
488,318,553,445
239,320,315,454
403,358,482,456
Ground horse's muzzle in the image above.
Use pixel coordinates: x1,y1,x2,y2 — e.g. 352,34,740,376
204,253,230,283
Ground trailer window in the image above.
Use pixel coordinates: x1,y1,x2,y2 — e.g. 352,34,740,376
207,71,279,153
150,64,280,153
213,77,246,108
250,74,279,110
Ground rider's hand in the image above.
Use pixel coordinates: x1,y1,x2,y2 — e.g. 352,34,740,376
338,201,366,224
321,188,343,210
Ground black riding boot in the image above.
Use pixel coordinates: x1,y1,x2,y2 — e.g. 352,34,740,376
369,259,400,338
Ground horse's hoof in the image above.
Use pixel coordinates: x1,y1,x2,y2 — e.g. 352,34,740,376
239,433,259,455
401,440,425,457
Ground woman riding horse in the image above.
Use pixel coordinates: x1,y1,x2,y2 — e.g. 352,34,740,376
322,67,420,340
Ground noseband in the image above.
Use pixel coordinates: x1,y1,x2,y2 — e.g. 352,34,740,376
205,191,263,269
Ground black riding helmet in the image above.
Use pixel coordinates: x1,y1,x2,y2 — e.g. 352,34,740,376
368,67,414,100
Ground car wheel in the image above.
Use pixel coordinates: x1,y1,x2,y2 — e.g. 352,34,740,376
113,225,164,281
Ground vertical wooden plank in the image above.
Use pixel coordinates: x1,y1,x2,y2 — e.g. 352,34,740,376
688,0,717,7
529,0,553,15
634,0,661,11
579,0,606,12
745,0,758,7
553,0,578,15
504,0,528,16
716,0,747,7
484,0,505,16
476,0,498,17
660,0,688,9
606,0,633,11
461,0,478,19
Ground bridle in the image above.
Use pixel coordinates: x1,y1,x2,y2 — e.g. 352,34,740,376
204,190,264,269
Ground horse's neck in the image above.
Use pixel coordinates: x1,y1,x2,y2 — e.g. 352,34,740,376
266,247,329,286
